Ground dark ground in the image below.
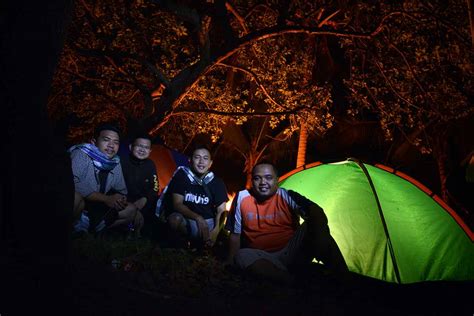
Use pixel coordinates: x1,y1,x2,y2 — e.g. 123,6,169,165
69,234,473,316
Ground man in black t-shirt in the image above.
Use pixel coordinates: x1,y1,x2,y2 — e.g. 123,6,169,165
166,145,228,248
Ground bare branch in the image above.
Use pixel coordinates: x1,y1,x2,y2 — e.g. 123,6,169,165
318,10,340,28
225,2,249,34
58,66,134,86
265,133,291,142
119,89,141,105
216,62,290,110
386,40,436,106
372,60,420,110
244,4,278,20
255,117,268,149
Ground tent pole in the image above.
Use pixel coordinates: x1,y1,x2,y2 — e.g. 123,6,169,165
351,158,402,284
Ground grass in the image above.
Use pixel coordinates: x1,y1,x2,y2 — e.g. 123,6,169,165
70,232,474,316
71,232,264,298
70,232,328,314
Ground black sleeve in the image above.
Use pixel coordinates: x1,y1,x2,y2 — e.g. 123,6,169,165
120,156,130,183
287,189,324,219
168,169,187,196
211,177,228,206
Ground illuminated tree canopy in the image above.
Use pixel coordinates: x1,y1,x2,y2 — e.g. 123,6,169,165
49,0,473,199
340,1,474,198
343,2,473,150
49,0,381,143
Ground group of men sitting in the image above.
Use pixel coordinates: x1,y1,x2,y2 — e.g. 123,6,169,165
71,123,348,283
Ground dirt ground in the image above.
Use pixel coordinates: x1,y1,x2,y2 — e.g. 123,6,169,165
68,235,473,316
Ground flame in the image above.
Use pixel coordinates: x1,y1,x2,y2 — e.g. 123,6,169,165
225,193,236,211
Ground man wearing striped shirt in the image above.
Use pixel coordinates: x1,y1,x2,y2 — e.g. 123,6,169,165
226,162,348,284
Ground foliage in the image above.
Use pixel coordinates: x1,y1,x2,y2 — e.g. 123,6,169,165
341,1,474,154
49,0,199,141
48,0,350,144
49,1,473,201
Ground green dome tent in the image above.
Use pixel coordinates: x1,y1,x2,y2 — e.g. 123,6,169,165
279,159,474,284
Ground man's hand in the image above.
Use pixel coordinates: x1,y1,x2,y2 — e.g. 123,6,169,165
134,211,144,231
226,233,241,267
196,216,210,244
208,227,220,247
133,197,147,211
105,194,127,210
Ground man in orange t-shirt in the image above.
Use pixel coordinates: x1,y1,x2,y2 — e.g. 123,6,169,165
225,162,348,284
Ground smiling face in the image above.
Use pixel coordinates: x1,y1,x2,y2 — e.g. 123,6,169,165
251,163,278,201
92,129,120,159
130,138,152,160
191,148,212,177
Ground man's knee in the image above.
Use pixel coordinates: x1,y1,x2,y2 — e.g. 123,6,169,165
234,248,287,271
246,258,293,284
306,212,332,243
248,258,277,273
118,203,138,220
167,213,185,232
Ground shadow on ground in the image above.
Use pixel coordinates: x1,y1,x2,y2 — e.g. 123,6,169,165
70,234,473,316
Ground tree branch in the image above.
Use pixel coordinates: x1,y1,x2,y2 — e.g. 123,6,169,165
148,10,441,136
385,39,438,111
372,60,420,110
225,2,248,34
216,62,290,110
58,66,134,86
170,105,312,117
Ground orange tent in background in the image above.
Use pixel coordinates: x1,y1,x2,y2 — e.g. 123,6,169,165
148,144,188,194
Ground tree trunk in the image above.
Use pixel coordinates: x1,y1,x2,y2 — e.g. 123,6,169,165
1,1,74,314
296,123,308,168
467,0,474,47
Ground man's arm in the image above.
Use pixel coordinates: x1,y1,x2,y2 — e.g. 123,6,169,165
287,189,324,221
112,162,128,195
86,192,127,210
172,193,209,241
209,202,227,245
70,149,96,197
288,190,348,274
226,233,241,265
132,196,147,211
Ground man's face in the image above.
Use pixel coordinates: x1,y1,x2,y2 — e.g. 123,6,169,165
130,138,152,160
252,164,278,200
92,130,120,159
191,148,212,176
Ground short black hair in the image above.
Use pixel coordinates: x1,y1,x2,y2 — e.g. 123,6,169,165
191,144,212,157
252,161,279,178
94,123,121,139
130,133,152,145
